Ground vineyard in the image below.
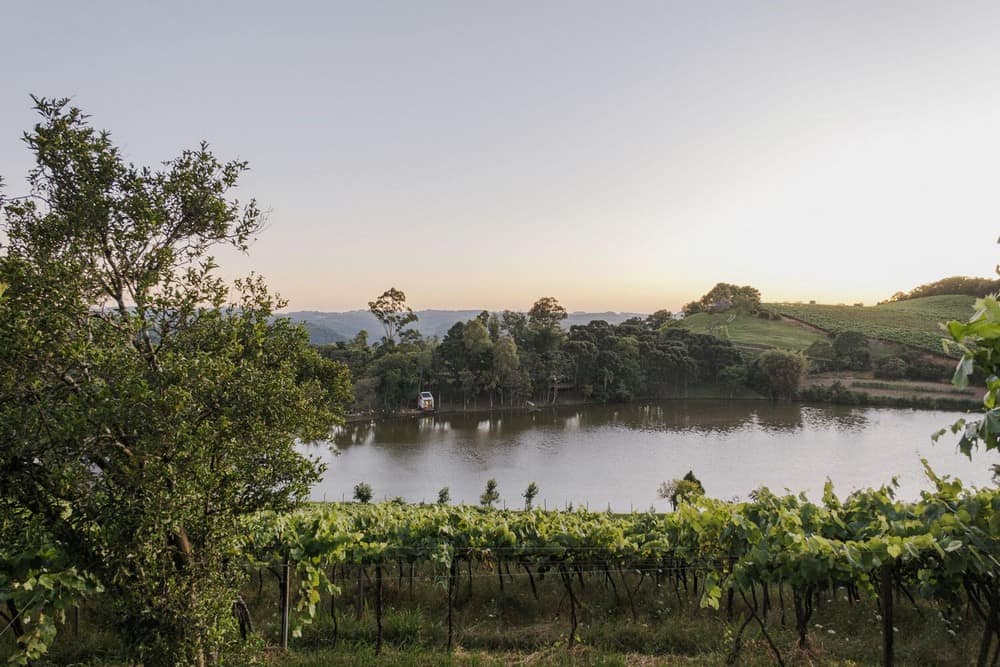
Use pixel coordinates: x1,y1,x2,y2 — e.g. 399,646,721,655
228,468,999,666
4,469,999,665
770,295,976,354
672,311,826,351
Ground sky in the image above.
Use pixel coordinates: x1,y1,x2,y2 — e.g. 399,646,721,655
2,1,1000,313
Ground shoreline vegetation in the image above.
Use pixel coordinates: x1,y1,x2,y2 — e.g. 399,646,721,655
345,379,982,423
326,284,983,426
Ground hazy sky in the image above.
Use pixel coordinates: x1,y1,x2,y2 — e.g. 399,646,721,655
3,1,1000,312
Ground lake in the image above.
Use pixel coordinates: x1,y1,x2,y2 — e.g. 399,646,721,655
305,400,997,510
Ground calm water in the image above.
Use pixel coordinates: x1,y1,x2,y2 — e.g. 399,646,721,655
305,401,996,510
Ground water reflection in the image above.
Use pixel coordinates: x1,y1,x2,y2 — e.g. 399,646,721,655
311,400,992,510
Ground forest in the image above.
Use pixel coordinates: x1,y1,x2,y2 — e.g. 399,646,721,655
317,291,748,412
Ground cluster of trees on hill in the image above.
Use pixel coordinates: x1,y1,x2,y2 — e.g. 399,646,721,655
682,283,762,316
318,290,759,412
882,275,1000,303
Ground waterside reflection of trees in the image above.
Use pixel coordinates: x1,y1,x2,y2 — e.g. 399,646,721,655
328,400,875,446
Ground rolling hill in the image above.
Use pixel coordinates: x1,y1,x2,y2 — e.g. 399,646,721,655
673,294,976,356
771,295,975,354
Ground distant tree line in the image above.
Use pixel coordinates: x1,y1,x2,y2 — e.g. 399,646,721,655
882,276,1000,303
317,289,772,413
319,281,959,415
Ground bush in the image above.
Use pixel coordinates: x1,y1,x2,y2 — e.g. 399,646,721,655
804,340,836,373
751,349,807,398
874,356,909,380
906,360,950,382
832,331,871,371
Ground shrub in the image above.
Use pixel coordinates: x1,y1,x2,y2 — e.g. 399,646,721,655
874,356,909,380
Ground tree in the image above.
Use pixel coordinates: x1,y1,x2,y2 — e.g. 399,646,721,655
831,331,870,371
874,356,908,380
718,364,748,397
804,339,836,373
491,335,521,406
353,482,374,503
647,309,675,329
500,309,529,345
657,470,705,511
526,297,569,401
0,98,352,666
528,296,568,331
884,275,1000,302
479,479,500,508
523,481,539,510
684,283,761,316
437,487,451,505
753,350,807,399
368,287,418,343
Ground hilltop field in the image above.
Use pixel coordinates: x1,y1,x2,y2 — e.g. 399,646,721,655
675,294,975,356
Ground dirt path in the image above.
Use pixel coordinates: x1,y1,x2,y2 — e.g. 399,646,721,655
803,373,983,401
779,315,827,334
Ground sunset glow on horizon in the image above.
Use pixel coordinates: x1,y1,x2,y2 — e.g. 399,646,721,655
3,1,1000,313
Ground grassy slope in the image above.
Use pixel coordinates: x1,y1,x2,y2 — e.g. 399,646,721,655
769,295,975,354
673,311,826,351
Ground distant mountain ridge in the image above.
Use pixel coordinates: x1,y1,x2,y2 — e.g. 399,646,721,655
281,309,648,345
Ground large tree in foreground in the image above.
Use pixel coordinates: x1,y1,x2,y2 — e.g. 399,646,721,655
0,98,351,665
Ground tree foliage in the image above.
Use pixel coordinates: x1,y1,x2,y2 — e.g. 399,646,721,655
884,275,1000,303
480,479,500,508
939,293,1000,476
751,350,806,399
0,98,351,665
683,283,761,316
368,287,418,343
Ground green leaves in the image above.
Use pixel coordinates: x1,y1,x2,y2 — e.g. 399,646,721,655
0,98,351,664
247,478,999,649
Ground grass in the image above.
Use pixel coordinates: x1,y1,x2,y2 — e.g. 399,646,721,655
672,312,825,351
850,380,975,396
19,561,983,666
270,567,979,666
769,295,975,354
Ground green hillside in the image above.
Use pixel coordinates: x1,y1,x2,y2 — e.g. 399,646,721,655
674,295,977,356
673,311,825,351
770,295,975,354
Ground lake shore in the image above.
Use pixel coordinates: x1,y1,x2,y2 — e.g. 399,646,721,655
346,378,979,423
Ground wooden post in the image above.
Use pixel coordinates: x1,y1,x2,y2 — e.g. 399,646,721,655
279,559,291,650
447,560,456,651
880,562,894,667
375,562,384,655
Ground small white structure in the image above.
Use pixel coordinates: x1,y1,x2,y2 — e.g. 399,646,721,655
417,391,435,412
